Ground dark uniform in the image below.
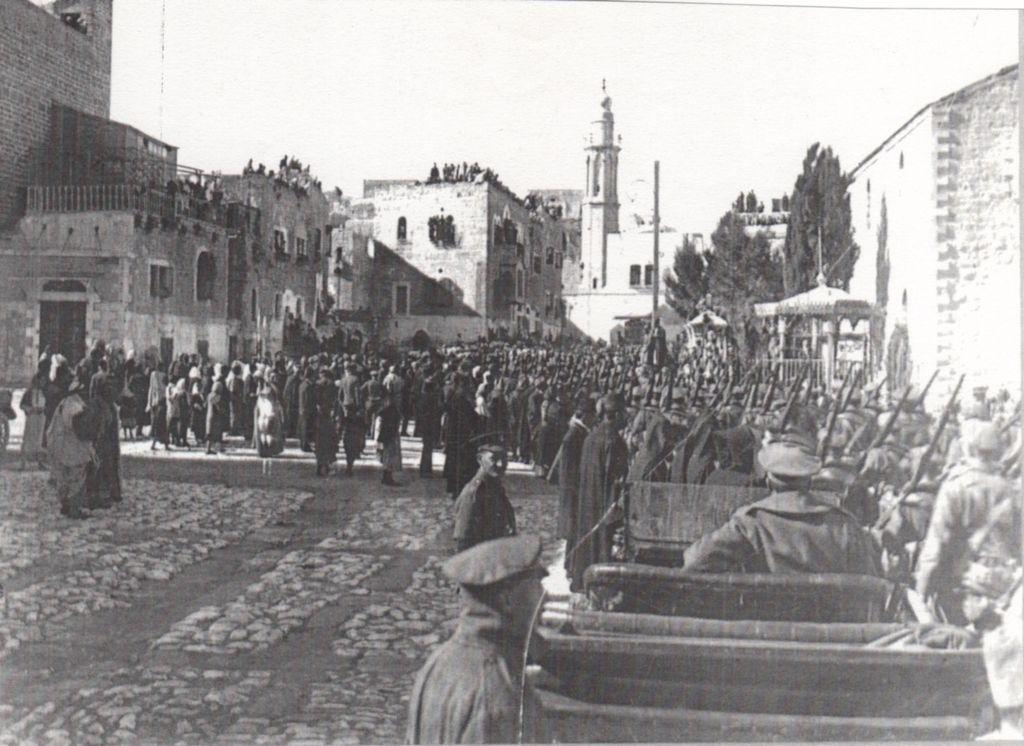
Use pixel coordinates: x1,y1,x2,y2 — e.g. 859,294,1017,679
453,468,517,553
406,535,544,745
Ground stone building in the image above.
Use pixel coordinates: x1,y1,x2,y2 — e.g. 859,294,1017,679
563,89,682,342
847,64,1019,409
326,176,574,350
0,0,112,229
219,169,332,357
0,104,331,381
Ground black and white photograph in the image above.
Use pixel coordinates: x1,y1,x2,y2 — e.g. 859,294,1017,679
0,0,1021,742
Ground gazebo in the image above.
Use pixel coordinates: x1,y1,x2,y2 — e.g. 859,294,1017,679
754,279,875,386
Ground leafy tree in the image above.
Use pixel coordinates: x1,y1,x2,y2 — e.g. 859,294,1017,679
782,143,859,294
705,209,784,360
663,236,708,319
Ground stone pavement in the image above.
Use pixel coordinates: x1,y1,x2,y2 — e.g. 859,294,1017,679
0,433,562,744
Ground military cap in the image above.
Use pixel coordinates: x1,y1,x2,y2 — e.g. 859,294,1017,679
443,534,544,587
470,431,507,454
757,435,822,478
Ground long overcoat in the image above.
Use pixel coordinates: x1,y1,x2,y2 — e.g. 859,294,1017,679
568,420,628,592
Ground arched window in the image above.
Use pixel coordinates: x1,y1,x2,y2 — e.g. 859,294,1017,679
397,216,407,241
250,288,258,321
196,252,216,301
781,194,790,212
274,293,282,320
295,297,303,319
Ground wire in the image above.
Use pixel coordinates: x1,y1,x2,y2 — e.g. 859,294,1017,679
158,0,166,140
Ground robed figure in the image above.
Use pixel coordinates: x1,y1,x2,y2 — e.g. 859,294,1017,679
567,399,629,593
558,415,590,545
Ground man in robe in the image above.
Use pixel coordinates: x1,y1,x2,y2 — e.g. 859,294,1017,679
568,393,629,593
559,396,594,551
444,374,482,499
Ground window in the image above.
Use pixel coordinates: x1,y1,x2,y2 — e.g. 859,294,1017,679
196,339,209,360
196,252,216,301
250,288,258,321
314,228,322,260
532,255,541,275
394,283,410,316
644,264,654,286
592,278,598,290
546,247,554,266
629,264,641,287
149,263,173,298
274,293,282,320
555,252,563,269
273,228,288,255
295,236,307,258
295,298,303,319
397,217,407,241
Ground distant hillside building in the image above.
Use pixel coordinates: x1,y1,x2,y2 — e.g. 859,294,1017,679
847,64,1019,408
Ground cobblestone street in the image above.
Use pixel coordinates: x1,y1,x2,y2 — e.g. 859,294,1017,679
0,433,562,744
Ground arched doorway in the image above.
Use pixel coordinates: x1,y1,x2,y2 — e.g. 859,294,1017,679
411,329,431,351
39,279,88,364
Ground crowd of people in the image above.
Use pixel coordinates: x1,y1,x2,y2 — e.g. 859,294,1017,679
241,155,323,195
8,325,1021,738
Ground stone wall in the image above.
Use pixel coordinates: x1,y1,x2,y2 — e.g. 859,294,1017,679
930,67,1019,404
0,209,237,381
848,65,1019,410
0,0,112,227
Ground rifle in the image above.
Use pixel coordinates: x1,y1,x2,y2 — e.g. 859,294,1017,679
779,362,810,431
818,363,858,457
740,368,762,419
913,369,940,411
852,382,915,472
759,363,780,414
840,368,864,412
875,375,965,527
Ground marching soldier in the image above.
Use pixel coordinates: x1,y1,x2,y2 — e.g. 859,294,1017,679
916,422,1020,626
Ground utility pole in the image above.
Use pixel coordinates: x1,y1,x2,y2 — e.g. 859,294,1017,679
652,160,660,319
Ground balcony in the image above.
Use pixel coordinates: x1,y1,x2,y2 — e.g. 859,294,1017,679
25,184,227,226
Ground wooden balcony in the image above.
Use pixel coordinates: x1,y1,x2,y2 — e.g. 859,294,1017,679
25,184,227,226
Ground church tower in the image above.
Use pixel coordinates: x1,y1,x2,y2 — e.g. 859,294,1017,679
583,84,620,288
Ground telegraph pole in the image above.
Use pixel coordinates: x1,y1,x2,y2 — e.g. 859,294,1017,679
652,160,660,319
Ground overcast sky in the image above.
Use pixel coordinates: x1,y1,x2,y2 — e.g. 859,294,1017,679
109,1,1017,237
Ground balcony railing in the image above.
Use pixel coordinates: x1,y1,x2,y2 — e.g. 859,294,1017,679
25,184,227,226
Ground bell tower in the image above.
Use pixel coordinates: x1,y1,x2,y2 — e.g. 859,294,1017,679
583,81,620,288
